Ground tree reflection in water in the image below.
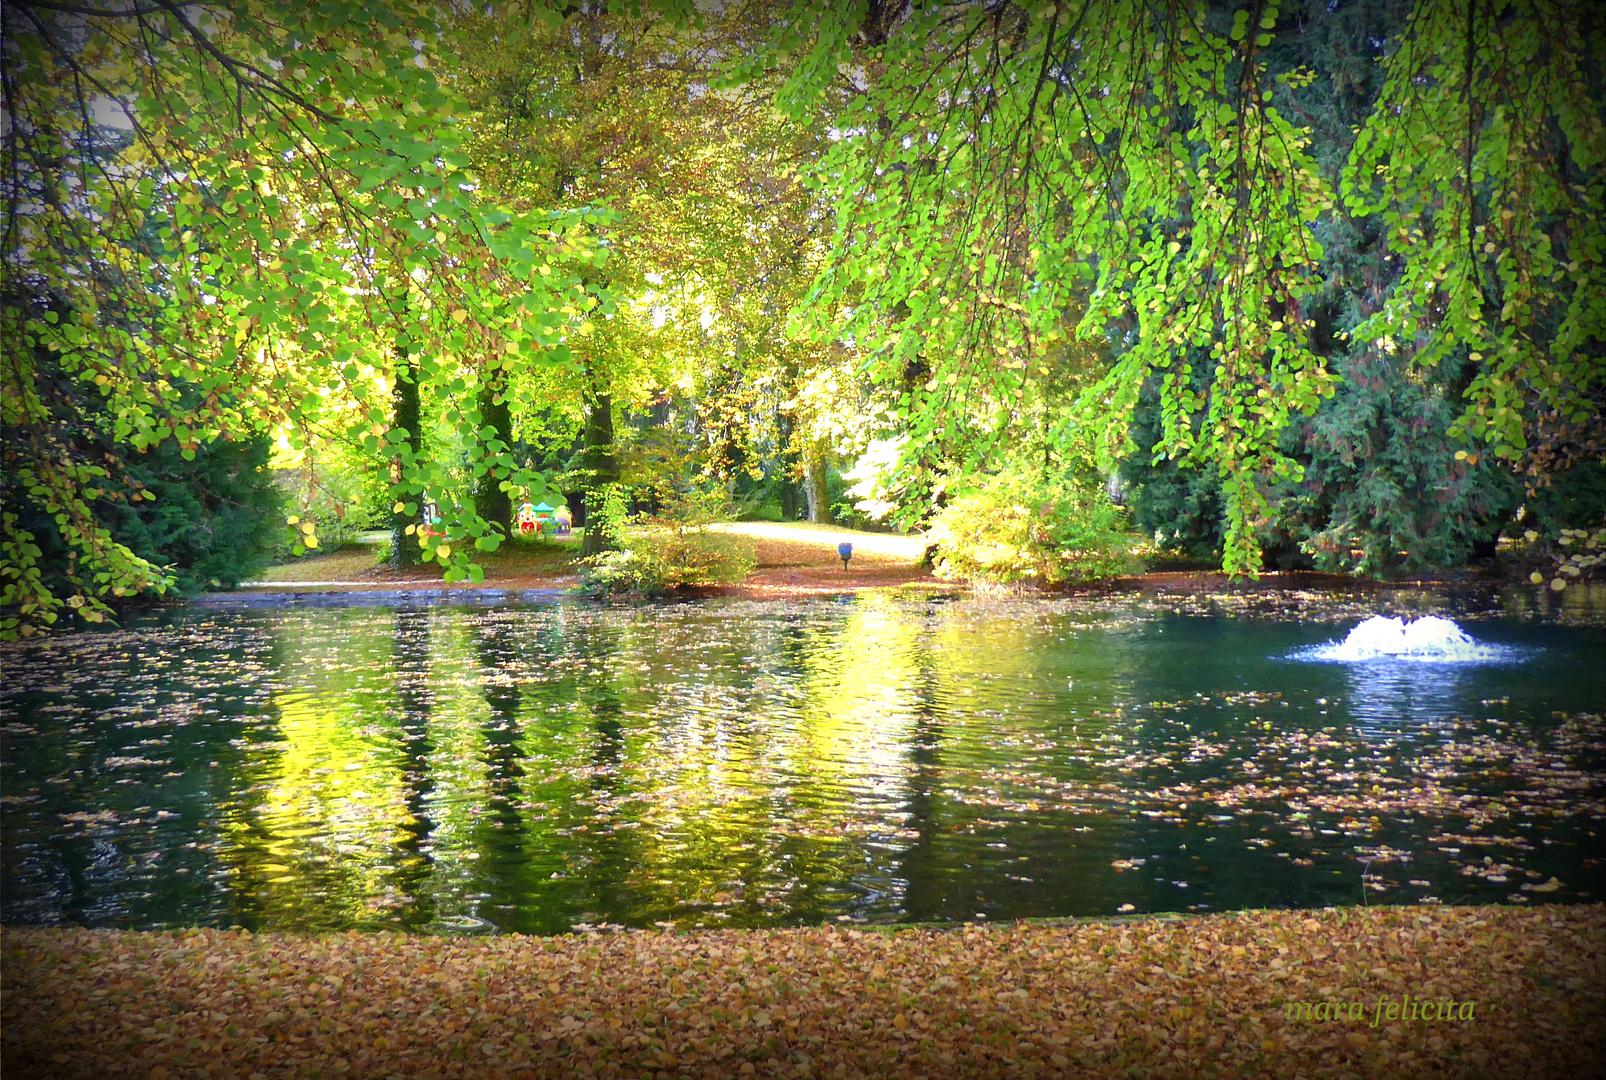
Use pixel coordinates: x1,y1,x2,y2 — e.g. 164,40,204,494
1,599,1600,932
391,607,436,930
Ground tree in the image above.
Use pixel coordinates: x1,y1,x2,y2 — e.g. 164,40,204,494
8,319,282,598
741,0,1603,575
3,0,595,637
1344,0,1603,477
443,1,831,539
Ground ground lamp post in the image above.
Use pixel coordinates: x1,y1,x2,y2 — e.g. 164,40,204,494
838,542,853,570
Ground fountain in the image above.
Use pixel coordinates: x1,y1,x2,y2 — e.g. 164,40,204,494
1306,615,1505,663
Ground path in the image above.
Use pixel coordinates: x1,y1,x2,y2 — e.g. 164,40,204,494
244,522,942,597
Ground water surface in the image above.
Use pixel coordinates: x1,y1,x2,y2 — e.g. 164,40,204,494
3,594,1602,934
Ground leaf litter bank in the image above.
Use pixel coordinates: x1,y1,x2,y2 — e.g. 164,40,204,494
4,904,1601,1079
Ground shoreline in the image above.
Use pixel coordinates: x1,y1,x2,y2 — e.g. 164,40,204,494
4,903,1601,1079
211,567,1528,601
236,518,1547,607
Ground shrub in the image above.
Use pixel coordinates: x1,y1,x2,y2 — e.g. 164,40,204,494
97,433,283,593
930,470,1142,586
738,501,786,523
270,464,374,561
581,482,631,551
580,489,755,596
5,348,283,601
1277,353,1521,577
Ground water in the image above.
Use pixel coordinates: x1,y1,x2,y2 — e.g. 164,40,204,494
2,596,1602,934
1300,614,1510,662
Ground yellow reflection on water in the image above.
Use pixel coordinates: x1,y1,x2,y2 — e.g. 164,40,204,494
218,686,411,926
216,609,500,929
613,596,928,922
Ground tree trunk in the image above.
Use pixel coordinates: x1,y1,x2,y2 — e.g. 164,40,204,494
802,439,832,525
776,393,802,520
578,391,620,556
389,331,423,569
473,378,513,537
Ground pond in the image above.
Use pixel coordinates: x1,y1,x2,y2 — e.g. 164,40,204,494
3,591,1603,935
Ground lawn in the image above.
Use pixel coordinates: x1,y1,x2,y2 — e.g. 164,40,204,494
247,522,937,594
256,533,581,587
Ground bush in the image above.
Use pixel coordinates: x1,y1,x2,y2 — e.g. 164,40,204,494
269,464,375,561
930,470,1142,586
4,344,282,602
580,489,755,596
738,501,786,522
1277,354,1521,577
97,433,283,593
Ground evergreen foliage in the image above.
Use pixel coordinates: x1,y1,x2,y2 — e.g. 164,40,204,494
100,434,282,594
4,342,281,598
1113,0,1601,575
1279,353,1521,575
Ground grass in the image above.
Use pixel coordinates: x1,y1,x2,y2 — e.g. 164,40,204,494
714,521,929,563
257,534,581,585
254,521,927,588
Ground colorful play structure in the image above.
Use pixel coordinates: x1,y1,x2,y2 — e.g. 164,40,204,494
420,499,445,543
417,498,572,542
515,500,572,537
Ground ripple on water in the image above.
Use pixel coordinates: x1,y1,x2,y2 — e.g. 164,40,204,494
1,597,1602,933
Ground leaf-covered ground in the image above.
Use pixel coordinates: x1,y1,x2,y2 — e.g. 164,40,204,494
247,523,946,598
4,904,1601,1079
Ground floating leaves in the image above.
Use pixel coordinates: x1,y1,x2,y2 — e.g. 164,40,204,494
3,601,1602,932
